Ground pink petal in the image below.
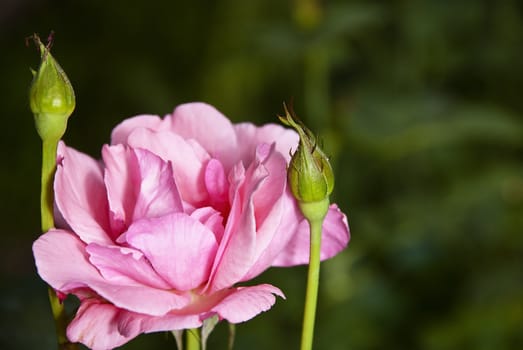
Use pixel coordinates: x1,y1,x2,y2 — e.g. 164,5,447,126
211,284,284,323
68,298,204,350
252,144,287,227
205,147,271,293
110,114,164,145
204,159,229,214
131,148,184,219
34,229,192,316
241,195,299,281
102,144,137,234
103,146,184,234
119,311,201,334
190,207,225,243
86,244,171,289
67,299,140,350
235,144,292,280
127,128,210,205
88,282,191,316
33,229,103,292
271,204,350,266
55,142,112,244
234,122,299,164
169,102,239,170
125,213,218,291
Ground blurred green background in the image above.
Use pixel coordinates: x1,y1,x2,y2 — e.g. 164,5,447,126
1,0,522,349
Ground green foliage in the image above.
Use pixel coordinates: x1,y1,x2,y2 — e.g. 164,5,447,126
1,0,522,349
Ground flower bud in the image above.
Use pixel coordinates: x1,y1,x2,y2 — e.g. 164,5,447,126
279,104,334,220
29,36,75,141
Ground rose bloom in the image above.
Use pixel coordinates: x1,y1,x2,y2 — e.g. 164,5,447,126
33,103,350,349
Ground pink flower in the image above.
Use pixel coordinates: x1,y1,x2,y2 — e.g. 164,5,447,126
33,103,350,349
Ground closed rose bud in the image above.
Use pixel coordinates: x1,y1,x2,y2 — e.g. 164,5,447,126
279,104,334,221
280,105,334,202
29,36,75,141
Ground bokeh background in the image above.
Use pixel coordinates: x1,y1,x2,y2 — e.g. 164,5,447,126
1,0,522,349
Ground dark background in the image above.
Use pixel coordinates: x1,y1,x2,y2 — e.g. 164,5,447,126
1,0,522,349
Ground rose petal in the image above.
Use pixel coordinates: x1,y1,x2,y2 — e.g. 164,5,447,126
67,299,140,350
88,282,191,316
125,213,218,291
204,158,229,214
235,144,292,280
241,195,298,281
211,284,284,323
252,144,287,227
234,122,299,164
190,207,225,243
33,229,192,316
205,146,270,293
86,244,171,289
120,310,201,334
131,148,184,218
102,144,136,234
169,102,239,170
103,146,184,234
33,229,103,292
127,128,210,205
271,204,350,266
110,114,164,145
55,142,112,244
68,298,204,350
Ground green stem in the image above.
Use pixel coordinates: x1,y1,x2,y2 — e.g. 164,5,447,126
41,138,58,232
48,287,67,347
228,323,236,350
300,215,324,350
186,328,200,350
41,138,77,350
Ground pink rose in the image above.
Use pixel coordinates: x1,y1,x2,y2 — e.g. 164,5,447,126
33,103,350,349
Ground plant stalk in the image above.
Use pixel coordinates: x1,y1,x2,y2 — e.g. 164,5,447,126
300,217,323,350
41,139,58,232
41,138,77,350
186,328,200,350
